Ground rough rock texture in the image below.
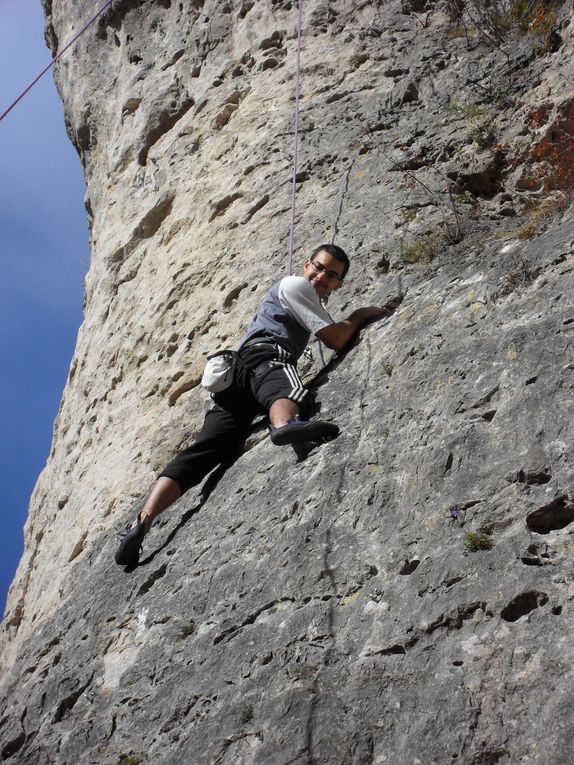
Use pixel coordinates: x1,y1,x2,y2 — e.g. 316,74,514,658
1,0,574,762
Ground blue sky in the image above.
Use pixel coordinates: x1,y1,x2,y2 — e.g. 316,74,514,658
0,1,89,615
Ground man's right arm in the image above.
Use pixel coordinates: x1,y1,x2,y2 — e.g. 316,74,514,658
316,305,393,351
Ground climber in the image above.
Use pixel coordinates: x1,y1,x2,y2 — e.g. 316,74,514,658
115,243,398,567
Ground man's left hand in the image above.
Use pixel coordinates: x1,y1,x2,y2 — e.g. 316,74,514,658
317,296,402,350
356,305,391,323
385,294,404,311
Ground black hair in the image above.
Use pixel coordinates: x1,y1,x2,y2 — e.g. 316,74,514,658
310,243,350,279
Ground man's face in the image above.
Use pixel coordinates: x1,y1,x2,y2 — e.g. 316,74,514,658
303,250,345,299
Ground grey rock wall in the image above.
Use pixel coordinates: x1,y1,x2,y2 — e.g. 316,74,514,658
1,1,573,762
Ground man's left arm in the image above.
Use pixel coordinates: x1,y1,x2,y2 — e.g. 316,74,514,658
316,300,400,351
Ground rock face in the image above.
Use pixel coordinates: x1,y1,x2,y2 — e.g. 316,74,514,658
1,1,574,762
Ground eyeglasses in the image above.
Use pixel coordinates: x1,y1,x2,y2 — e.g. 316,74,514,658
309,259,345,282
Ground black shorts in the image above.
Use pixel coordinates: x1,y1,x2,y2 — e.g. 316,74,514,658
238,340,307,411
158,341,308,493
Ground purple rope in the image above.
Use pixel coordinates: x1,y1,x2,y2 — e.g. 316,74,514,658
0,0,115,124
287,0,303,275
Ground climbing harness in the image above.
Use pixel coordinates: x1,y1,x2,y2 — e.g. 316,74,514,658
287,0,304,275
0,0,114,124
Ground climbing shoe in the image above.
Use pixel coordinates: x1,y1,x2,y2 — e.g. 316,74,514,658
115,512,147,567
269,419,339,446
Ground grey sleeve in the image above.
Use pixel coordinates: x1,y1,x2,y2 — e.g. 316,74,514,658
278,276,334,335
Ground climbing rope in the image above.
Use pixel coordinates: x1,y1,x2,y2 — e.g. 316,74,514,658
287,0,303,275
0,0,114,124
6,0,305,273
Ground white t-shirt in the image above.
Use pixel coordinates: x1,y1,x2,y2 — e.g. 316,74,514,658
278,276,334,335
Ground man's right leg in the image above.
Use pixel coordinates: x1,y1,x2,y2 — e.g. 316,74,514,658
139,476,182,533
145,403,254,531
116,403,253,565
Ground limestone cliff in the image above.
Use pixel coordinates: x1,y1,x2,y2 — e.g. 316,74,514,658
1,1,573,762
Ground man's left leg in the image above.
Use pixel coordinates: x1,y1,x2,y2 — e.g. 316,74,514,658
249,353,339,446
268,397,299,428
